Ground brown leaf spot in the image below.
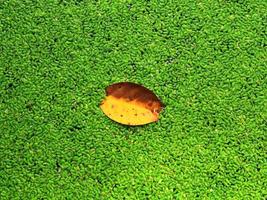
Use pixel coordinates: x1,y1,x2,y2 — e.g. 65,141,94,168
148,102,153,107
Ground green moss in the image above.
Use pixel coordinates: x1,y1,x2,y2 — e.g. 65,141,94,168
0,0,266,199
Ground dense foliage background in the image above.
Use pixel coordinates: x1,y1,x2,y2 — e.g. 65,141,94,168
1,0,266,199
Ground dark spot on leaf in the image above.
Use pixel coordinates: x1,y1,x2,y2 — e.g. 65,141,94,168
154,109,160,113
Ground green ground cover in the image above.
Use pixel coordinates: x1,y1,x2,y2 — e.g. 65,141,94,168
0,0,266,199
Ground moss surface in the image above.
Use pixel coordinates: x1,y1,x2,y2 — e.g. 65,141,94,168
0,0,266,199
